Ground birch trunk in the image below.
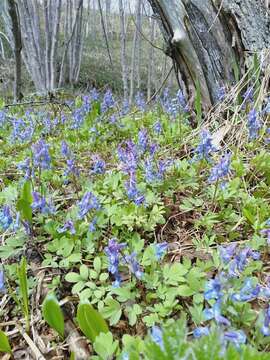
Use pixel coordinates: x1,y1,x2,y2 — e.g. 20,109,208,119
119,0,129,100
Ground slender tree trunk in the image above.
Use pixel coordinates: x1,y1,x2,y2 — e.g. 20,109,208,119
148,0,270,107
7,0,22,101
147,17,155,101
129,0,142,103
119,0,129,100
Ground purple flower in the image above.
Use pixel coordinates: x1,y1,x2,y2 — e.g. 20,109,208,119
78,192,100,219
247,108,261,140
0,205,13,231
135,92,146,111
32,139,51,170
105,238,126,287
61,141,71,158
153,121,162,135
64,159,80,177
261,307,270,336
18,157,32,180
224,330,246,346
176,89,189,112
204,301,231,326
58,220,76,235
208,153,231,183
204,277,223,301
125,172,145,206
217,86,226,102
90,88,99,102
125,252,143,279
118,141,138,173
121,99,130,116
32,192,54,214
193,326,210,338
138,129,149,153
194,129,217,162
219,243,237,264
90,156,106,175
151,326,164,350
231,278,260,302
101,89,115,113
0,270,5,293
89,217,97,232
154,242,168,260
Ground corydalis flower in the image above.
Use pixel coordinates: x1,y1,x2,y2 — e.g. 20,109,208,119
78,192,100,219
219,243,237,264
224,330,246,346
32,139,51,170
18,157,32,180
247,108,261,140
61,141,71,158
64,159,80,177
231,278,260,302
101,89,115,113
138,129,149,153
151,326,164,350
0,206,13,231
125,252,143,279
154,242,168,260
208,153,231,183
135,92,146,111
194,129,217,161
32,192,54,214
193,326,210,338
0,270,5,293
58,220,76,235
90,156,106,175
153,121,162,135
203,300,231,326
105,238,125,287
261,307,270,336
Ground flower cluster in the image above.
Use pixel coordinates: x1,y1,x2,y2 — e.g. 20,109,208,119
101,89,115,113
135,92,146,112
105,238,143,287
58,220,76,235
90,155,106,175
32,192,54,214
78,191,100,219
208,153,231,184
247,108,261,140
10,118,34,144
194,129,217,161
32,139,51,170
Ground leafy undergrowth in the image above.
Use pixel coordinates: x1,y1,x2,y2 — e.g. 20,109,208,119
0,79,270,359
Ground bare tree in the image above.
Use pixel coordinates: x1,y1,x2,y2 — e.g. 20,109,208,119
7,0,22,101
119,0,129,100
148,0,270,107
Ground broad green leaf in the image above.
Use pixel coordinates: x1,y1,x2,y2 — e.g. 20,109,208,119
80,265,89,280
77,301,108,342
42,293,65,338
0,331,12,354
17,257,29,332
178,285,195,297
100,297,122,326
65,272,81,283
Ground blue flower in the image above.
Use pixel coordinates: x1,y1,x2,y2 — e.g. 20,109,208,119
176,89,189,112
101,89,115,113
154,243,168,260
204,301,231,326
32,192,54,214
261,307,270,336
204,277,223,301
224,330,246,346
125,252,143,279
193,326,210,338
231,278,260,302
0,206,13,231
153,121,162,135
0,270,5,293
90,156,106,175
208,153,231,183
89,217,97,232
61,141,71,158
64,159,80,177
151,326,164,350
18,157,32,180
219,243,237,264
105,238,126,287
78,192,100,219
58,220,76,235
138,129,149,153
135,92,146,111
90,88,99,102
32,139,51,170
217,86,226,102
194,129,217,162
247,108,261,140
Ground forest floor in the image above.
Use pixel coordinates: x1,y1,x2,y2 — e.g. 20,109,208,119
0,80,270,359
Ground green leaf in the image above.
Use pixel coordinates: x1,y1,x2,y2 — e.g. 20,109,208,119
77,301,109,342
93,332,118,360
94,257,101,273
42,293,65,338
17,257,29,332
178,285,195,297
17,181,33,223
80,265,89,281
100,297,122,326
65,272,82,283
0,330,12,354
163,263,188,286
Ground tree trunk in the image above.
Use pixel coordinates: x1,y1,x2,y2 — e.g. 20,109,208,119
7,0,22,101
119,0,129,100
148,0,270,107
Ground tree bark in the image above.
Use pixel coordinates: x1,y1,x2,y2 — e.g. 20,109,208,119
7,0,22,101
148,0,270,107
119,0,129,100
